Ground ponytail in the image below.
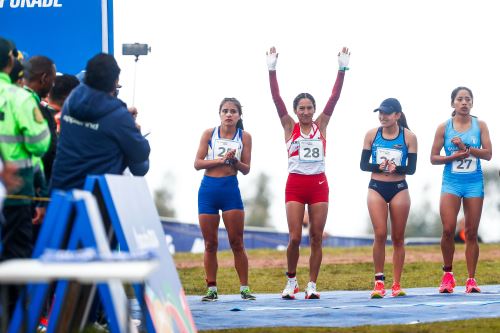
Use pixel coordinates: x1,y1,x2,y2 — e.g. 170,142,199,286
398,111,410,130
236,119,244,130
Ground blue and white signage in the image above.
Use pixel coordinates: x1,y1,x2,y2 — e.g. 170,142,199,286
0,0,114,74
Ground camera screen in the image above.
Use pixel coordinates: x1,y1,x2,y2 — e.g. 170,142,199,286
122,43,149,56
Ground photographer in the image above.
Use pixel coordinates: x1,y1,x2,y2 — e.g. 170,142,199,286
50,53,150,192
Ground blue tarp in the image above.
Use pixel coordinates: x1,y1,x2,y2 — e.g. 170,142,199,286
186,285,500,330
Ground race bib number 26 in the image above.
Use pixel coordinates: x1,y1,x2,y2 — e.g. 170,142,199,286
376,147,402,166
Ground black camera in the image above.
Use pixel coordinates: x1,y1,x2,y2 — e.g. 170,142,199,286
122,43,150,57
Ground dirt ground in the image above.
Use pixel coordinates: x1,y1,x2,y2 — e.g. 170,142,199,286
175,246,500,269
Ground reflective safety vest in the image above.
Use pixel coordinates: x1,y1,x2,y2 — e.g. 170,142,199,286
0,72,50,205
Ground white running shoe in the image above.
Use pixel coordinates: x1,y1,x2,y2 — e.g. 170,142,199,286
281,278,299,299
305,281,320,299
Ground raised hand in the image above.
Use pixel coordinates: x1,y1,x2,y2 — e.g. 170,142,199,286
338,47,350,71
266,46,278,71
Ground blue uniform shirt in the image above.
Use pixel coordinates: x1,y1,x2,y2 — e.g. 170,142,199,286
443,117,482,182
371,126,408,169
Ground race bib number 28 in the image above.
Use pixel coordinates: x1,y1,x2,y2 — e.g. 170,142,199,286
299,140,324,162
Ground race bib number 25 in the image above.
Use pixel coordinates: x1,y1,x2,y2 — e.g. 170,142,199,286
214,139,241,160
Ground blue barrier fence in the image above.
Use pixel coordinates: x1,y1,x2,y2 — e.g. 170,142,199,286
161,219,440,253
161,219,376,253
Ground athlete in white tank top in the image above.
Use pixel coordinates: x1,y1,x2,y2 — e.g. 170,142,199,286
206,126,243,162
286,122,326,175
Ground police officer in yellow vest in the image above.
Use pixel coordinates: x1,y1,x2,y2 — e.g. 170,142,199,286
0,37,50,261
23,56,57,230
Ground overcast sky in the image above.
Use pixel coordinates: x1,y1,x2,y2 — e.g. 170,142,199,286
112,0,500,241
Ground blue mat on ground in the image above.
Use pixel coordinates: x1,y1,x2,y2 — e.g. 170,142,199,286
187,285,500,330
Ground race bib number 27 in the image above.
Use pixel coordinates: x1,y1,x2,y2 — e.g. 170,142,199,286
452,157,477,173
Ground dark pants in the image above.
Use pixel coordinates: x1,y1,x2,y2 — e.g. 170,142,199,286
0,204,33,317
1,205,33,261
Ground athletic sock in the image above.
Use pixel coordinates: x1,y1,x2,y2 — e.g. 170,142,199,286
442,265,453,273
240,285,249,292
375,273,385,281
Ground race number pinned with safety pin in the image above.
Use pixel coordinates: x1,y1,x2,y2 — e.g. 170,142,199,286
214,139,241,160
376,148,402,167
298,139,324,163
452,156,477,173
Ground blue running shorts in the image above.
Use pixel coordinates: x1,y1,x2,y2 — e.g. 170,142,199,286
198,175,244,214
441,177,484,198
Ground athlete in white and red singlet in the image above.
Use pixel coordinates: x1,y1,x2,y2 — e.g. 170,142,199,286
266,46,350,300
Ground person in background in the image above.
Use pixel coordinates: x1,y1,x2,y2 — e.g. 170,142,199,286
23,56,57,226
454,217,466,244
430,86,492,293
0,36,50,315
8,47,25,86
454,216,483,244
9,58,24,86
360,98,417,298
266,46,350,299
194,97,255,301
0,157,23,256
45,74,80,135
50,53,150,192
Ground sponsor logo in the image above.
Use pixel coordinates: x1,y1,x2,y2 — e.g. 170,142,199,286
1,0,63,8
62,114,100,130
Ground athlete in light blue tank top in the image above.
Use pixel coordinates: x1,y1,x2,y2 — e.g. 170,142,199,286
431,86,492,294
371,126,408,169
443,117,483,184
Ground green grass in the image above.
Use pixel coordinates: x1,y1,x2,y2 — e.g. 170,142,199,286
199,318,500,333
174,244,500,333
175,244,500,295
